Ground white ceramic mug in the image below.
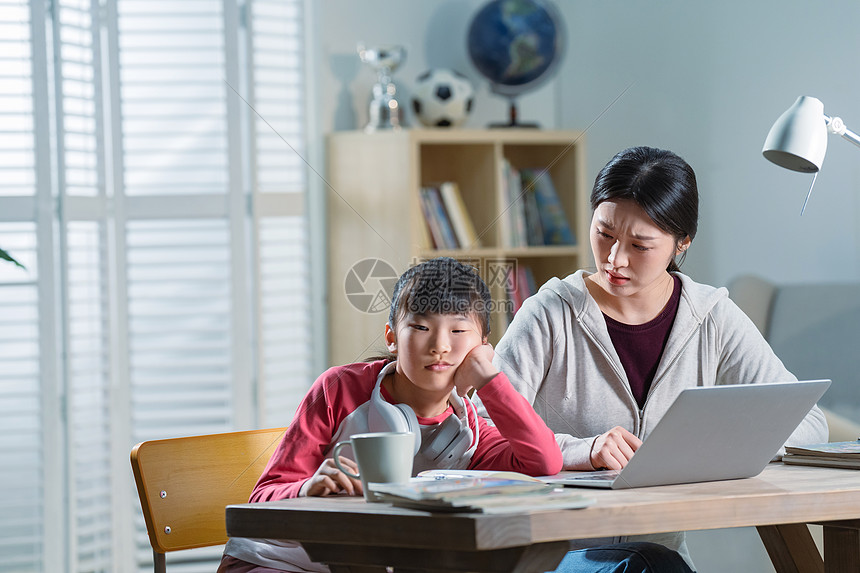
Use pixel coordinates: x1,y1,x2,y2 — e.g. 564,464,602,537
332,431,414,501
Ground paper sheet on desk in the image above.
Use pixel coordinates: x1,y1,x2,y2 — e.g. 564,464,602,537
417,468,543,482
370,475,595,513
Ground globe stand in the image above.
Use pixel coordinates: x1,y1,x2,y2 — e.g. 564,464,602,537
489,98,539,129
467,0,566,131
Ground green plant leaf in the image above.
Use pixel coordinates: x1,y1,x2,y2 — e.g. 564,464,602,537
0,247,26,270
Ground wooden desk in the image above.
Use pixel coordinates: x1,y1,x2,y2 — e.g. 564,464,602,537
226,464,860,573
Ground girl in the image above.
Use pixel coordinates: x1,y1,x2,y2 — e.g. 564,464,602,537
486,147,828,570
219,257,689,573
218,257,561,572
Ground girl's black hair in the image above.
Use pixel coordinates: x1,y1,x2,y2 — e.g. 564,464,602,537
388,257,492,337
365,257,492,362
591,146,699,272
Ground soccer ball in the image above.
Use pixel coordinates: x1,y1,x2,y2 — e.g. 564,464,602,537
411,69,475,128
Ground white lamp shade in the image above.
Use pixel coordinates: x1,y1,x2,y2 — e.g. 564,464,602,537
762,96,828,173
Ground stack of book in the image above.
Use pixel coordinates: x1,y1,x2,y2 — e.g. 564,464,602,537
369,475,594,514
782,440,860,469
418,182,481,250
498,161,576,248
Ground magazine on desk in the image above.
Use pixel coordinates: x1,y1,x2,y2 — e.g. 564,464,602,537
782,440,860,470
369,471,595,513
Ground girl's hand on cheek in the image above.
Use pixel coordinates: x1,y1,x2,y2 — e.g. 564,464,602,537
453,342,498,397
299,457,363,497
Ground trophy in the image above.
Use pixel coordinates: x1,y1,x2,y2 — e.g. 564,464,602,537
357,43,406,132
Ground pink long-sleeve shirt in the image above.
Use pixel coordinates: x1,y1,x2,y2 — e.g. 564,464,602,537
223,360,562,572
252,359,563,502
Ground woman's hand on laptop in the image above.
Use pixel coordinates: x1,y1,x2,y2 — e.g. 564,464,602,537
590,426,642,470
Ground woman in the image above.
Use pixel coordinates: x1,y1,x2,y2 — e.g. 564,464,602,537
491,146,828,569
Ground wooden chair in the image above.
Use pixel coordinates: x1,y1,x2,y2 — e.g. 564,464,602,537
130,427,286,573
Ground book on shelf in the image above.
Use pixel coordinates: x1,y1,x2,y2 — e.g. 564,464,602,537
499,159,527,248
520,168,576,246
369,475,594,514
414,188,434,248
782,440,860,469
438,181,481,249
419,186,459,249
418,187,443,249
507,161,528,247
521,184,545,246
507,265,536,314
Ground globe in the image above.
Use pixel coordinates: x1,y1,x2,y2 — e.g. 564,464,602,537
467,0,565,127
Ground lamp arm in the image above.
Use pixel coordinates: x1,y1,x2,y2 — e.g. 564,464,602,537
825,115,860,149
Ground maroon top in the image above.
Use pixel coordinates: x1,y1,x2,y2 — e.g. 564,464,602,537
604,274,682,408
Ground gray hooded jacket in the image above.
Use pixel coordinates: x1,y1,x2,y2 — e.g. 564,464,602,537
488,270,828,567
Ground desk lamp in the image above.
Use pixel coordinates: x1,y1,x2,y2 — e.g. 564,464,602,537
763,96,860,213
763,96,860,172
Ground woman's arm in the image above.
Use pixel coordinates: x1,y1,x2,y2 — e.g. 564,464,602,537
490,293,556,405
491,291,602,469
714,299,829,447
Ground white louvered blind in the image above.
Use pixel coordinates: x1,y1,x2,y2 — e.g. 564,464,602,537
125,220,235,572
126,221,234,440
0,227,41,573
66,222,112,572
0,1,44,570
0,1,314,571
249,0,313,425
54,0,114,570
115,2,264,571
116,0,236,442
118,1,229,199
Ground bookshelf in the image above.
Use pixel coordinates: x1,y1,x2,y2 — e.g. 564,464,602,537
327,129,591,366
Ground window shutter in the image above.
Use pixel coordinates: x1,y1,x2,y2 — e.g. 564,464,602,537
0,227,41,571
113,1,240,569
0,1,45,570
53,0,115,570
66,223,112,571
248,0,313,426
0,1,314,571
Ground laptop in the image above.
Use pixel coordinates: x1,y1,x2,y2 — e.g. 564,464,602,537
545,379,830,489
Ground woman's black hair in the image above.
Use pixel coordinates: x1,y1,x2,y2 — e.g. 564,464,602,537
591,146,699,272
366,257,492,362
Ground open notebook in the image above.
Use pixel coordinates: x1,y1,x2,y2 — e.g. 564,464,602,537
543,380,830,489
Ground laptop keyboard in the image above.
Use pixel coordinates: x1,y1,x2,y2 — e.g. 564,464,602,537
574,470,620,481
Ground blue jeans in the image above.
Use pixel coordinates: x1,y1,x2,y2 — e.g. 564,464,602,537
546,542,694,573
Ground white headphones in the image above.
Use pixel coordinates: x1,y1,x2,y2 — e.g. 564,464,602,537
368,361,477,464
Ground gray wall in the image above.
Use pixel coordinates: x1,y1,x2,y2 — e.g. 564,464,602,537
318,0,860,288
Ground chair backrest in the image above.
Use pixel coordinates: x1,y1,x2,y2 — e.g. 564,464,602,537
726,274,777,337
130,427,286,571
728,274,860,441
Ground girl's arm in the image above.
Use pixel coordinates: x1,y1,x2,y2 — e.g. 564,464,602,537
467,372,563,476
250,367,349,502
